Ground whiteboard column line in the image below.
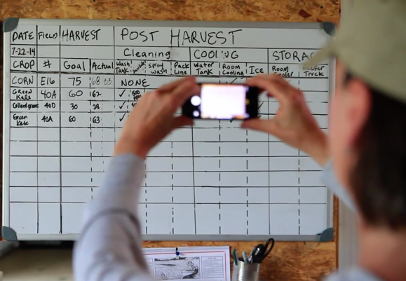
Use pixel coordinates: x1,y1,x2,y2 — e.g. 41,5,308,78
267,48,271,235
113,27,116,146
298,71,301,236
59,24,63,235
36,24,39,234
188,46,197,235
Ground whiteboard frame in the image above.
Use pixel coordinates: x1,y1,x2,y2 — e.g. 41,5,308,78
3,19,334,241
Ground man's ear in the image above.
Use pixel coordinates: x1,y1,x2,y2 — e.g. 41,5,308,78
346,78,372,147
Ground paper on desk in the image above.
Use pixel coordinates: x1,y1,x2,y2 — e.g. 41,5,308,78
143,246,230,281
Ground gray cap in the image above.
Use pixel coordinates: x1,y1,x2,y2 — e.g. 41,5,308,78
305,0,406,102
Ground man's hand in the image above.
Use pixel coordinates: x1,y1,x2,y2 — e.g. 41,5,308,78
114,77,199,159
242,75,329,166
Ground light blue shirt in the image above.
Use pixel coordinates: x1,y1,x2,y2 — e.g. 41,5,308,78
321,161,357,213
73,154,382,281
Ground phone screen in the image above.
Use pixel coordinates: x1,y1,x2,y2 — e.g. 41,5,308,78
200,84,247,119
182,83,259,120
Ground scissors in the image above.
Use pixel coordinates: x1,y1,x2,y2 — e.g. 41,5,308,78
248,238,275,263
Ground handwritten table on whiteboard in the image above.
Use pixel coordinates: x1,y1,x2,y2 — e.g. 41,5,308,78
3,20,333,240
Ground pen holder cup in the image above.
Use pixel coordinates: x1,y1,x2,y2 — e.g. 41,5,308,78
232,261,261,281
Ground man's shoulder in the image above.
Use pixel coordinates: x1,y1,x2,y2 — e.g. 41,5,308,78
324,268,383,281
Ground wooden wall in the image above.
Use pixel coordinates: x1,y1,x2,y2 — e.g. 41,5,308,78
0,0,340,280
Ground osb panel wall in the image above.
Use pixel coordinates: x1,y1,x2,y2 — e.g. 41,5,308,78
0,0,340,280
1,0,339,22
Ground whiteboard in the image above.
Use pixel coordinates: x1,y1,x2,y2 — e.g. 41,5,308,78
2,18,334,241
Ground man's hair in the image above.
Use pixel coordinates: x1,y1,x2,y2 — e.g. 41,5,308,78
345,73,406,229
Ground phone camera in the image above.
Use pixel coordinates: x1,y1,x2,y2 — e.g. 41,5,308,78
191,96,201,106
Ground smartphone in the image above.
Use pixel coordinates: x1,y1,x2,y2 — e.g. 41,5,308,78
182,83,260,120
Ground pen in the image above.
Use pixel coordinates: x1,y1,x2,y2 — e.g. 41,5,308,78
232,248,238,266
242,251,248,263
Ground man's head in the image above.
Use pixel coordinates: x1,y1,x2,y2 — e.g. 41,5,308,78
306,0,406,229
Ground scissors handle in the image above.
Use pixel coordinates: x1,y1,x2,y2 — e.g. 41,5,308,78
251,245,265,263
262,238,275,260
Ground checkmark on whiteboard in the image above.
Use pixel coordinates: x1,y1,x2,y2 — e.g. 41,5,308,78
119,112,126,121
119,101,126,109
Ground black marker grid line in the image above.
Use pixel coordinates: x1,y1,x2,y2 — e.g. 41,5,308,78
267,50,271,235
9,185,327,188
89,65,93,200
9,70,329,80
59,25,63,234
188,45,198,235
8,31,11,227
9,42,330,52
35,25,39,234
113,27,116,146
7,25,330,236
